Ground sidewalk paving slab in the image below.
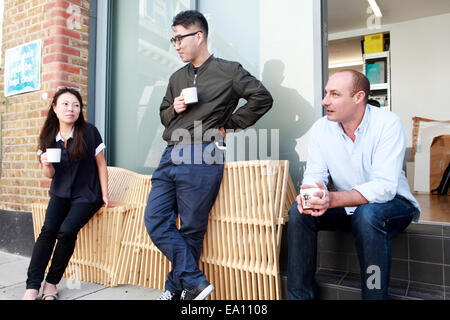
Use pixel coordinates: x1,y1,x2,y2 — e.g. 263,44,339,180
0,251,162,300
0,254,30,287
76,284,161,300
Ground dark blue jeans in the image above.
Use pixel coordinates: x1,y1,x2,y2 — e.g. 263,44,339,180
144,143,224,294
287,195,418,300
26,197,103,290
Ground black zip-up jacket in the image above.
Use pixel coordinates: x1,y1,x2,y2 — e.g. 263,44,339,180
160,55,273,145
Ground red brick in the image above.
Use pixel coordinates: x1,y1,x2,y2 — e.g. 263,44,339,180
49,44,80,56
50,0,70,10
49,26,81,39
51,8,72,19
43,18,67,29
49,80,80,90
43,2,56,12
42,72,69,82
59,63,81,74
43,54,69,64
68,0,82,6
43,36,70,47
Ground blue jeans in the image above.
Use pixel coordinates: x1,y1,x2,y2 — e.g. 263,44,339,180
287,195,418,300
144,143,224,293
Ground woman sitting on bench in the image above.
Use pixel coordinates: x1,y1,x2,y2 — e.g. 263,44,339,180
22,87,112,300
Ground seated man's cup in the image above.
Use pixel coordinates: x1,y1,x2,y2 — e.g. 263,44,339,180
300,187,326,209
46,148,61,163
182,87,198,104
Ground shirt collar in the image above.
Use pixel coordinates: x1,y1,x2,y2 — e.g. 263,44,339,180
355,104,371,133
56,128,75,142
189,54,214,72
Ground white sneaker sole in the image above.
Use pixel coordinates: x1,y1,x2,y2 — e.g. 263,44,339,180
194,284,214,300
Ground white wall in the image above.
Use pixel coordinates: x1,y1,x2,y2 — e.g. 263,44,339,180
329,13,450,148
260,0,323,117
260,0,323,167
390,13,450,147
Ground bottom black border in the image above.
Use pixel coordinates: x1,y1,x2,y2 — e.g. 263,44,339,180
2,300,448,318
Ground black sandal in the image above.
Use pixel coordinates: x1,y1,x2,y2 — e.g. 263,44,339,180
41,293,59,300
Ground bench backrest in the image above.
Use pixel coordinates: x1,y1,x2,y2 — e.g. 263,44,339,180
107,166,152,206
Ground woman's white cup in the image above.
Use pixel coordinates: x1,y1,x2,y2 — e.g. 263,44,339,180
182,87,198,104
46,148,61,163
300,187,326,209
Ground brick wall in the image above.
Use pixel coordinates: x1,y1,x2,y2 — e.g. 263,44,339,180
0,0,90,211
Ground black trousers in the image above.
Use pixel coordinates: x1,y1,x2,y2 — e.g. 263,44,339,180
26,196,103,290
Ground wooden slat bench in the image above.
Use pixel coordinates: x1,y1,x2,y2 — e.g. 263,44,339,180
32,161,295,299
31,166,151,286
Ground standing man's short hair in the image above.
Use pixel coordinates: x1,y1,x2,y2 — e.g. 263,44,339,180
172,10,209,39
338,69,371,104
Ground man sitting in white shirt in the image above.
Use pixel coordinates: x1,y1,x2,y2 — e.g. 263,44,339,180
287,70,420,300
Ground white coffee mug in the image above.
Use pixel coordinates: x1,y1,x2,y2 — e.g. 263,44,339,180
182,87,198,104
300,187,326,209
46,148,61,163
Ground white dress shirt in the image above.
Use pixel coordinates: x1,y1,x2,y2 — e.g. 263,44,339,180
302,105,420,221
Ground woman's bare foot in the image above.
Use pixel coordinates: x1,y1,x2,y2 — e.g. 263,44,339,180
42,282,58,296
22,289,39,300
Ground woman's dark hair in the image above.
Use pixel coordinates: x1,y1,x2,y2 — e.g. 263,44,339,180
38,87,86,162
172,10,209,39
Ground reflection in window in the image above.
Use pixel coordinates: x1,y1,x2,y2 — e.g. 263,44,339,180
110,0,192,174
199,0,315,189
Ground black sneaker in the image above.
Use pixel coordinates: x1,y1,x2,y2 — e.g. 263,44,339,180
180,281,214,300
158,290,180,300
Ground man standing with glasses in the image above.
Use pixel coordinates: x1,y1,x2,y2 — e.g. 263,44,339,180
144,10,273,300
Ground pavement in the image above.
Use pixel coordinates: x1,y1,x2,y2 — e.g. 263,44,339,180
0,250,163,300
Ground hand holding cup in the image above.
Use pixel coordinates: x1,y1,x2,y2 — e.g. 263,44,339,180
173,93,188,114
41,148,61,167
174,88,198,114
300,187,326,209
40,152,52,167
297,182,329,216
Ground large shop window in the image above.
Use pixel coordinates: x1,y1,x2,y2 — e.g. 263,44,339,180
109,0,321,189
198,0,319,189
109,0,194,174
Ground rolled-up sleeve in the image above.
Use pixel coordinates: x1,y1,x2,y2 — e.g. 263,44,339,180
93,126,106,156
353,117,406,203
302,123,330,188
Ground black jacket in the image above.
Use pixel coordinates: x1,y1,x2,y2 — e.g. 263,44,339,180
160,55,273,144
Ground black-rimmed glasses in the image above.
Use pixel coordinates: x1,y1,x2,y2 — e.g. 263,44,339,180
170,31,202,46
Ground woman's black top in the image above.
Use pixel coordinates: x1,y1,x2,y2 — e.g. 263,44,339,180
47,122,105,204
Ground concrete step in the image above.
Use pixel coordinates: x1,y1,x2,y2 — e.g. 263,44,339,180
278,220,450,300
280,270,448,300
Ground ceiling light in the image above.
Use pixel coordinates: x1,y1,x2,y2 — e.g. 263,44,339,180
368,0,383,18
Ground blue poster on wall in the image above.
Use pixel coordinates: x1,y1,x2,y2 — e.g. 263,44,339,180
4,39,41,97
